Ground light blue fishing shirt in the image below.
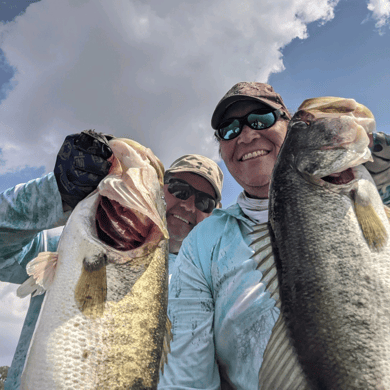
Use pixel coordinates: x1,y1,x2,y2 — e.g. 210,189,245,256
0,173,69,390
159,203,279,390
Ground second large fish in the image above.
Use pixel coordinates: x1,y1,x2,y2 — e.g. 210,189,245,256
261,97,390,389
17,138,170,390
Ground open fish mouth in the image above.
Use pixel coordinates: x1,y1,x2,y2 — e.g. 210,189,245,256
321,167,356,185
96,195,154,251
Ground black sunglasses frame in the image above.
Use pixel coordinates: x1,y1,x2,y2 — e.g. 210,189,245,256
164,177,217,213
215,108,286,141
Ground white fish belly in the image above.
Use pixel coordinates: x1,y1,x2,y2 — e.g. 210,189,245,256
21,195,109,390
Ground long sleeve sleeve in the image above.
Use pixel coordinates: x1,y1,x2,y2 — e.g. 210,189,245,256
1,173,70,390
159,225,221,390
0,172,69,284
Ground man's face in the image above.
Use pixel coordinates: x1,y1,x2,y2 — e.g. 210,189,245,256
164,171,216,253
219,100,288,198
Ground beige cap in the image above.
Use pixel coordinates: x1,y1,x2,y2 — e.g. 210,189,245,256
165,154,224,202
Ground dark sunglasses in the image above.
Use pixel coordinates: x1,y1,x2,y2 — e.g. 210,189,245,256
215,109,285,141
164,177,217,213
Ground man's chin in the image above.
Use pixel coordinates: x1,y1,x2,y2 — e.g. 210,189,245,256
168,224,193,241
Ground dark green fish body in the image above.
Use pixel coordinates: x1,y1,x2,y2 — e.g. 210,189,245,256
263,98,390,389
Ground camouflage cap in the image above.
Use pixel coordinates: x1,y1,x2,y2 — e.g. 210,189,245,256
211,82,290,129
165,154,224,202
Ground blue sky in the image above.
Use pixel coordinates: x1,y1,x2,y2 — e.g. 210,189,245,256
0,0,390,366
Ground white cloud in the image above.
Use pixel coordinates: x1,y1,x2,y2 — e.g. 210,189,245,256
367,0,390,32
0,0,339,174
0,282,29,366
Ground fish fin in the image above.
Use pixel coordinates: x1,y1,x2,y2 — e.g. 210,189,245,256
354,194,388,249
259,315,310,389
159,317,173,374
16,276,46,298
16,252,58,298
74,255,107,319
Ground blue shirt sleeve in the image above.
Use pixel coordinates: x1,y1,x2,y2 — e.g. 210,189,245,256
0,173,69,284
1,173,69,390
159,219,222,390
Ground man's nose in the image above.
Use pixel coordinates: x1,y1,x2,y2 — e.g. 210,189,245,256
237,125,262,144
181,195,196,213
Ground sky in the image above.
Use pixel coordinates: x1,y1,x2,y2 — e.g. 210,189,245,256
0,0,390,367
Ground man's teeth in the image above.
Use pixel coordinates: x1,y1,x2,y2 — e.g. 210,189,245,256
241,150,268,161
173,214,190,224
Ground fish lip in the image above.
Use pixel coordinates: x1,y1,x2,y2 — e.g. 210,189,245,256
316,167,359,187
239,149,270,162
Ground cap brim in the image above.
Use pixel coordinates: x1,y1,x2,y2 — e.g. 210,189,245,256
211,95,282,129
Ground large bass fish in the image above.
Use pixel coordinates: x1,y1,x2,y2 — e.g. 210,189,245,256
260,97,390,389
17,138,170,390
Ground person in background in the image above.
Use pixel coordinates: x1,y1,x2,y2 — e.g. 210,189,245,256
164,154,223,273
158,82,388,390
0,130,223,390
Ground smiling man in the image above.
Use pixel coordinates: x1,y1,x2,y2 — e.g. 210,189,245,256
159,82,292,390
163,154,224,270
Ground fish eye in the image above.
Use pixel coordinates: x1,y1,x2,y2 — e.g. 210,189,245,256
291,120,310,128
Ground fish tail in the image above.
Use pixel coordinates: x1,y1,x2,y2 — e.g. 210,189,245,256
353,190,388,249
74,257,107,318
159,317,173,375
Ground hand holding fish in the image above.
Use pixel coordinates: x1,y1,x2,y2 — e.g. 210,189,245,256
54,130,114,209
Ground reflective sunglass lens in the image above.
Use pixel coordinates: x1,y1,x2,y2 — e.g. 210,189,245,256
218,119,241,140
217,109,280,140
247,112,275,130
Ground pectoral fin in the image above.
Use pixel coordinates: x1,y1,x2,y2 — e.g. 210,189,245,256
17,252,58,298
353,191,388,249
74,254,107,318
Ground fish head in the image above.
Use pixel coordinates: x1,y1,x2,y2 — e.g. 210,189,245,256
286,97,375,186
93,138,168,259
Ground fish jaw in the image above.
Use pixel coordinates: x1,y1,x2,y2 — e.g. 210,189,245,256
291,115,373,184
97,139,168,259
